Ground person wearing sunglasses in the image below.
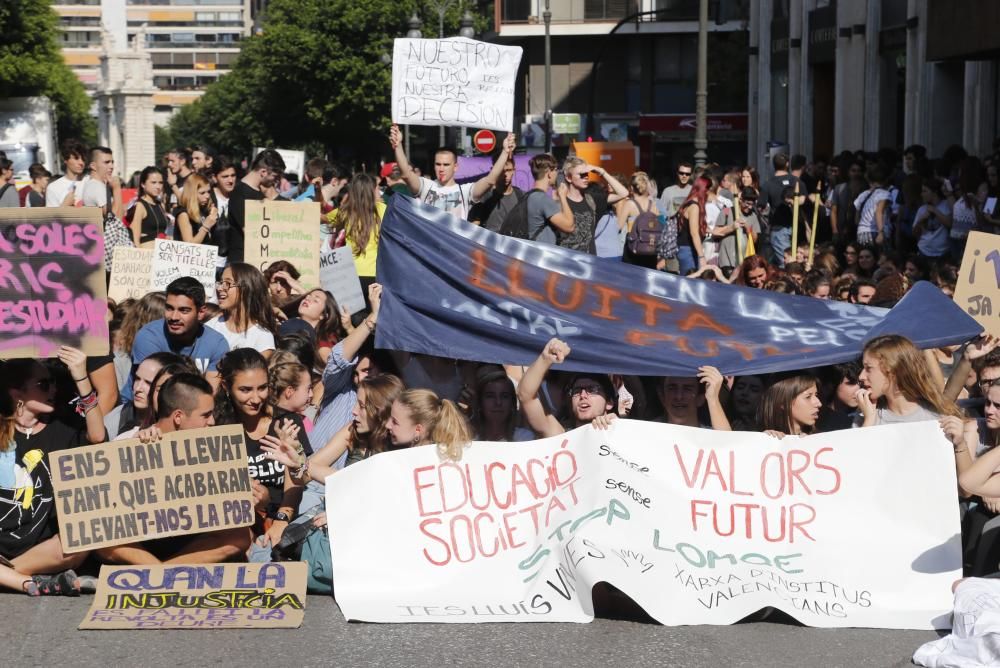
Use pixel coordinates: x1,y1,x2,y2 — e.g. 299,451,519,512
659,161,694,224
515,337,616,438
0,348,109,595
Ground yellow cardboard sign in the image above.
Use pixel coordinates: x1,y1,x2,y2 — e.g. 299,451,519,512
954,231,1000,336
244,200,321,289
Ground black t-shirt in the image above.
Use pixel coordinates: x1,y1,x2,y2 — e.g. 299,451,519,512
558,196,597,254
172,205,203,241
761,174,800,220
677,202,694,250
226,181,265,264
0,421,90,559
243,412,313,512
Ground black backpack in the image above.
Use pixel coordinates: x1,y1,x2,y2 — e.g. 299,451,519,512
497,189,546,240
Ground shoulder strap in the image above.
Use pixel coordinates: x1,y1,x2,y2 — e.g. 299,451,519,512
584,193,596,214
0,184,12,200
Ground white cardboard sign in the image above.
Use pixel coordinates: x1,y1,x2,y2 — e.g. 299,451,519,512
327,420,960,629
392,37,523,132
151,239,218,303
319,245,366,315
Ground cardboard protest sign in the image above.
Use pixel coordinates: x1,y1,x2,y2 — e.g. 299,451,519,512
320,245,366,314
375,196,981,377
80,562,307,630
48,424,254,553
151,239,218,303
244,200,320,290
328,420,961,629
108,246,153,303
954,231,1000,337
0,207,108,358
392,37,523,132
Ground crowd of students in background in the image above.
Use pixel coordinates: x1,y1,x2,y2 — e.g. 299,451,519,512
2,134,1000,607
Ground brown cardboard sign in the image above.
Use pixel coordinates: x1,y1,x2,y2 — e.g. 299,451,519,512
107,246,153,303
244,200,321,289
79,562,307,629
48,425,254,553
954,231,1000,336
0,207,109,357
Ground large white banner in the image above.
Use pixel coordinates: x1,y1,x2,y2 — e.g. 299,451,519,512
327,420,961,629
391,37,523,132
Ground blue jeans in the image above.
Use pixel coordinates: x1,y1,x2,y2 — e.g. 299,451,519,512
770,226,792,268
677,246,697,276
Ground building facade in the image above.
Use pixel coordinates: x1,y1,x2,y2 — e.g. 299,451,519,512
55,0,261,125
496,0,750,182
749,0,1000,171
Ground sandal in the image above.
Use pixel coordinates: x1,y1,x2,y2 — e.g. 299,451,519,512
31,574,62,596
56,569,81,596
22,579,39,597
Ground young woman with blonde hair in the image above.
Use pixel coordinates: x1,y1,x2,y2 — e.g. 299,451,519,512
386,388,472,460
617,171,662,269
173,173,218,244
856,334,963,427
329,173,383,296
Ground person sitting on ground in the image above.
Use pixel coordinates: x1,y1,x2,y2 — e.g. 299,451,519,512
386,388,473,460
207,263,279,357
214,348,309,550
515,338,617,438
105,351,185,439
757,374,824,438
129,277,229,397
96,374,251,565
467,365,534,442
855,334,963,427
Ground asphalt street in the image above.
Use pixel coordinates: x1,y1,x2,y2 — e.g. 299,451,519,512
5,593,938,668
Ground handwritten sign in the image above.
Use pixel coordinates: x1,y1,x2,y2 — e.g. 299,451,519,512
954,231,1000,336
244,201,320,289
391,37,523,132
80,562,307,629
108,246,153,303
327,420,960,629
48,424,254,553
151,239,218,304
0,207,108,358
319,245,366,314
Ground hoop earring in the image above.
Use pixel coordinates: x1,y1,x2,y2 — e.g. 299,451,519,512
15,400,24,417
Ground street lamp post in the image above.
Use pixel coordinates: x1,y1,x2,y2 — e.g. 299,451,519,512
693,0,709,167
544,0,552,152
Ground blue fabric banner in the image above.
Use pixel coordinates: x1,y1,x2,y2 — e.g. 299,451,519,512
374,196,982,376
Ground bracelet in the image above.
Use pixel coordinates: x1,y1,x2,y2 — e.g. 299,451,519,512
74,390,99,417
73,376,88,382
954,449,968,454
291,460,309,480
363,319,376,332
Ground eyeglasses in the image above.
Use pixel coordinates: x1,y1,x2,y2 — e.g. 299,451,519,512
569,384,605,398
677,171,692,176
215,280,240,291
571,172,589,180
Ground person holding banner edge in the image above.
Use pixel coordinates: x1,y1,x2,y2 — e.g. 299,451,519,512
389,123,515,221
97,374,252,565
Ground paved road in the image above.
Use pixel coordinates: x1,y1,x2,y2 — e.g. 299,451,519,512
6,594,936,667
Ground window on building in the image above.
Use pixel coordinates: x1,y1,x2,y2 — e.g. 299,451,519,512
584,0,629,21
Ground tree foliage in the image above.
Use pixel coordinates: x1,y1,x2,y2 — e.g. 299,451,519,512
0,0,96,143
167,0,489,162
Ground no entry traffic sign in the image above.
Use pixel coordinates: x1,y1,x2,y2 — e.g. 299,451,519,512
473,129,497,154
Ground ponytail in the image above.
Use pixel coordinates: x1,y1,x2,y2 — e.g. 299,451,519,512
432,399,473,461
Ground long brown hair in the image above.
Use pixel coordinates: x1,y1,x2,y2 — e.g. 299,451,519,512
863,335,963,418
352,374,405,455
224,262,278,333
340,173,381,258
757,375,819,435
396,388,472,460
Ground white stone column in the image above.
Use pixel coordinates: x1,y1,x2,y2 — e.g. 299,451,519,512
963,61,997,157
787,0,803,154
753,0,773,171
862,0,881,151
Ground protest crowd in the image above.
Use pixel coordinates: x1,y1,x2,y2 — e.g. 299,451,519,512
3,124,1000,621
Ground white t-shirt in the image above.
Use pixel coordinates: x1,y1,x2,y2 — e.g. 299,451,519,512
916,200,952,257
854,188,891,236
417,177,478,220
952,198,977,240
46,175,88,207
81,178,108,207
205,315,276,353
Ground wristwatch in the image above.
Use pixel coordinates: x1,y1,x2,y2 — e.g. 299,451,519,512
272,511,290,522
